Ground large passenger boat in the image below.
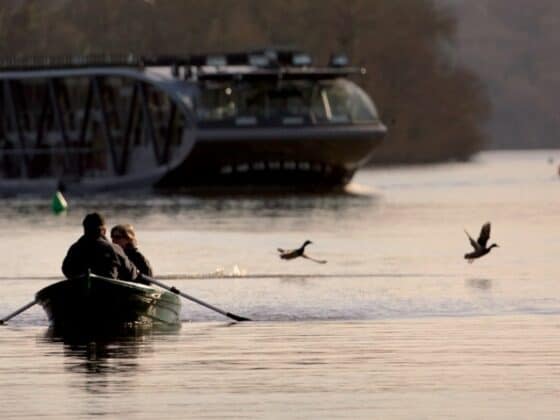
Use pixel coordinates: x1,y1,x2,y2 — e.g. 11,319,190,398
0,50,386,194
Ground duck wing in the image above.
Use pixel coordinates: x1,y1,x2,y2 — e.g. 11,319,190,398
302,254,327,264
464,229,480,251
477,222,491,248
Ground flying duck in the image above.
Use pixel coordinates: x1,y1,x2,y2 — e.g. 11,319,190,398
277,240,327,264
464,222,499,263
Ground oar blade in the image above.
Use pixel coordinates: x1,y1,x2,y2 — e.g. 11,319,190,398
226,312,252,322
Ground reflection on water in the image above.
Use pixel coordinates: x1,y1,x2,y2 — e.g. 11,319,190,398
2,151,560,418
39,328,176,398
465,278,493,290
2,318,560,419
0,190,379,232
46,331,148,374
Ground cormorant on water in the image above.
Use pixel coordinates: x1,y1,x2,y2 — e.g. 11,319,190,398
464,222,499,263
277,240,327,264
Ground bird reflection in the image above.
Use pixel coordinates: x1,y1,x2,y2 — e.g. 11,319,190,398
280,276,309,285
465,278,493,290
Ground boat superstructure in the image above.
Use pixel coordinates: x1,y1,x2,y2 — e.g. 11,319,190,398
0,50,386,193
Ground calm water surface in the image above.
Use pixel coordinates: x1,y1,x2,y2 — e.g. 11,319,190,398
1,150,560,419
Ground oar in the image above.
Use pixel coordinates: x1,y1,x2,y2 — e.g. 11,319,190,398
144,276,251,322
0,299,37,325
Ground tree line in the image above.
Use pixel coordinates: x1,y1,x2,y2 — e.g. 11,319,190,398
439,0,559,149
0,0,490,163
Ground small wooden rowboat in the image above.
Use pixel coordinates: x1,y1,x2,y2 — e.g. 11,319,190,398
36,273,182,331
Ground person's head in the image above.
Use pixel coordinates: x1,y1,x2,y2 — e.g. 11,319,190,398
110,224,137,249
82,212,106,238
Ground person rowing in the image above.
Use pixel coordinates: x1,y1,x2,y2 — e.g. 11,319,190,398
62,212,147,283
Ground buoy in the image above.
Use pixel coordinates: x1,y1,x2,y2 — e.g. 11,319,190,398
52,190,68,214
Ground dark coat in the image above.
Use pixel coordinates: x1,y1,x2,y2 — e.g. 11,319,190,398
62,235,138,281
124,245,153,277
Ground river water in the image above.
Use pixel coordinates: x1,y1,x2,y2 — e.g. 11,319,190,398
1,150,560,419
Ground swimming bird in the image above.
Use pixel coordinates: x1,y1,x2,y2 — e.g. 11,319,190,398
464,222,499,263
277,240,327,264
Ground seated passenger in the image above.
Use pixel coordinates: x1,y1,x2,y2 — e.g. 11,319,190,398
62,212,140,282
110,224,153,277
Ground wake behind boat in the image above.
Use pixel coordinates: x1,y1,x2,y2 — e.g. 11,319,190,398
35,273,182,332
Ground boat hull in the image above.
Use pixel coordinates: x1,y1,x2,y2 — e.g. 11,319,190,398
36,274,182,332
157,124,385,192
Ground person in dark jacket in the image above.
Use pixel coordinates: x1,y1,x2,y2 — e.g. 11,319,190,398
62,212,140,282
110,224,153,277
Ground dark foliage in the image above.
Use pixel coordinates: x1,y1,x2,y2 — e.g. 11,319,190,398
0,0,490,163
439,0,559,149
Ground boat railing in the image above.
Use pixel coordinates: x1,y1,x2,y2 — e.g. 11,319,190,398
0,52,365,77
0,64,197,182
0,54,193,71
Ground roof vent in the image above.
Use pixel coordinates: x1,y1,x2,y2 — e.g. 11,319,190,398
248,54,270,67
206,55,227,67
329,53,349,67
292,53,312,67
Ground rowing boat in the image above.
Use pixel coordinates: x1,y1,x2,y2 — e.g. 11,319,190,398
36,273,182,332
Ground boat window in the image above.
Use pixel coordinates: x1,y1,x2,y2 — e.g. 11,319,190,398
197,81,313,122
196,78,379,125
196,82,237,121
316,79,379,123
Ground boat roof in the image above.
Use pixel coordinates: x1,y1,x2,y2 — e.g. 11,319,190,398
0,50,365,81
192,65,365,81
